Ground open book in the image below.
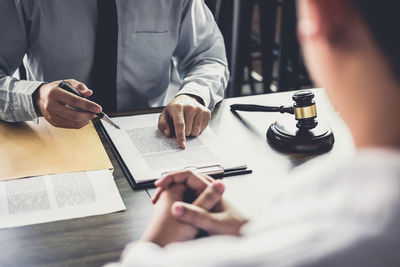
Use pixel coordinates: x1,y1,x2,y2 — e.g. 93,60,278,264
100,113,247,189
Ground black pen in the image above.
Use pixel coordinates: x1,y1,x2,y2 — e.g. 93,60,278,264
210,169,253,179
58,81,120,129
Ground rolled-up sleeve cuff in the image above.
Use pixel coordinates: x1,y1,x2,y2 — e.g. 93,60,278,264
7,80,44,122
177,83,212,109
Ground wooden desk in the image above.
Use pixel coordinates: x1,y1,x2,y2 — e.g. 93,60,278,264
0,89,354,266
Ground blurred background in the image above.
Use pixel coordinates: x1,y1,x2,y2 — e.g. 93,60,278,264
205,0,313,98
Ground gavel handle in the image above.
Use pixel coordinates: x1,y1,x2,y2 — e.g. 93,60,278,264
230,104,294,114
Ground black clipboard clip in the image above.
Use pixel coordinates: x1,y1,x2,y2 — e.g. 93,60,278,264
161,165,252,180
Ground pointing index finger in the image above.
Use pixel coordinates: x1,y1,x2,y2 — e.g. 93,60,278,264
170,105,186,149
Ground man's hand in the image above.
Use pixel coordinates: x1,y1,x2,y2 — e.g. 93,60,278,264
34,79,102,129
141,174,225,247
158,94,211,149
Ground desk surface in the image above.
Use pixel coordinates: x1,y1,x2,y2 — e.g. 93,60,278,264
0,89,354,267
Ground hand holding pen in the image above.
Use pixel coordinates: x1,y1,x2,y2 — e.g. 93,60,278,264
58,81,120,129
34,79,119,129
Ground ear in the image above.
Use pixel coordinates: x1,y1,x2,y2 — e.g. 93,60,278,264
297,0,352,42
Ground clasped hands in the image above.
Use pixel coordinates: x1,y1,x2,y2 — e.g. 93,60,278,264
140,171,248,247
35,80,211,148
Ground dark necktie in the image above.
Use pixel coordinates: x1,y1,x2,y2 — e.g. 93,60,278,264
91,0,118,112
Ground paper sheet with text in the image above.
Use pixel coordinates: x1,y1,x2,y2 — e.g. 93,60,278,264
102,113,246,184
0,170,125,229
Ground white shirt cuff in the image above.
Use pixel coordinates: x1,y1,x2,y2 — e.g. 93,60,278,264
177,83,212,109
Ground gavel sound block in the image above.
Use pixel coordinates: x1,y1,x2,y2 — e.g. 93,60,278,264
230,90,334,153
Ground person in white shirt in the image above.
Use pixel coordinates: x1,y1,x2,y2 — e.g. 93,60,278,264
0,0,228,149
108,0,400,266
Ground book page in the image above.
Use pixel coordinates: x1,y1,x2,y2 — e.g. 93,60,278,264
0,170,125,229
102,113,246,183
127,127,219,171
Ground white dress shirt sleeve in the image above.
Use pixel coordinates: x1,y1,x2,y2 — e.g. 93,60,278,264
106,150,400,267
105,202,396,267
105,236,250,267
0,0,43,122
174,0,229,110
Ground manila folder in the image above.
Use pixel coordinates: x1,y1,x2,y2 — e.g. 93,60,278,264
0,118,113,181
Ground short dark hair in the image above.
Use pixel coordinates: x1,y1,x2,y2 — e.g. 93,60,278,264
351,0,400,80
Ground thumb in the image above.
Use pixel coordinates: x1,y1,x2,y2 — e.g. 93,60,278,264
158,110,172,137
171,202,220,233
79,87,93,98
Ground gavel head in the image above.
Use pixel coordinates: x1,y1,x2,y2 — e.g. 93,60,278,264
292,90,318,131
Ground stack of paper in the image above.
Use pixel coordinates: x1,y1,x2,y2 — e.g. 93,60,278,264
0,119,124,229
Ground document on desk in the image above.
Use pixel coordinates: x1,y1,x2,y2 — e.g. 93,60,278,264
0,170,125,229
101,113,247,187
0,118,113,182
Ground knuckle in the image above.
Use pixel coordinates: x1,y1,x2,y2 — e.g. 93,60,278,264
174,103,184,111
43,102,51,111
175,121,185,129
47,88,57,98
186,209,199,222
70,97,80,107
160,110,169,120
187,170,196,176
185,105,195,113
181,170,194,177
194,106,203,114
204,188,219,202
83,102,93,111
158,117,167,127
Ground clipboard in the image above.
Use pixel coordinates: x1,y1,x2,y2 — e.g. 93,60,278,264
101,121,148,189
99,113,250,190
